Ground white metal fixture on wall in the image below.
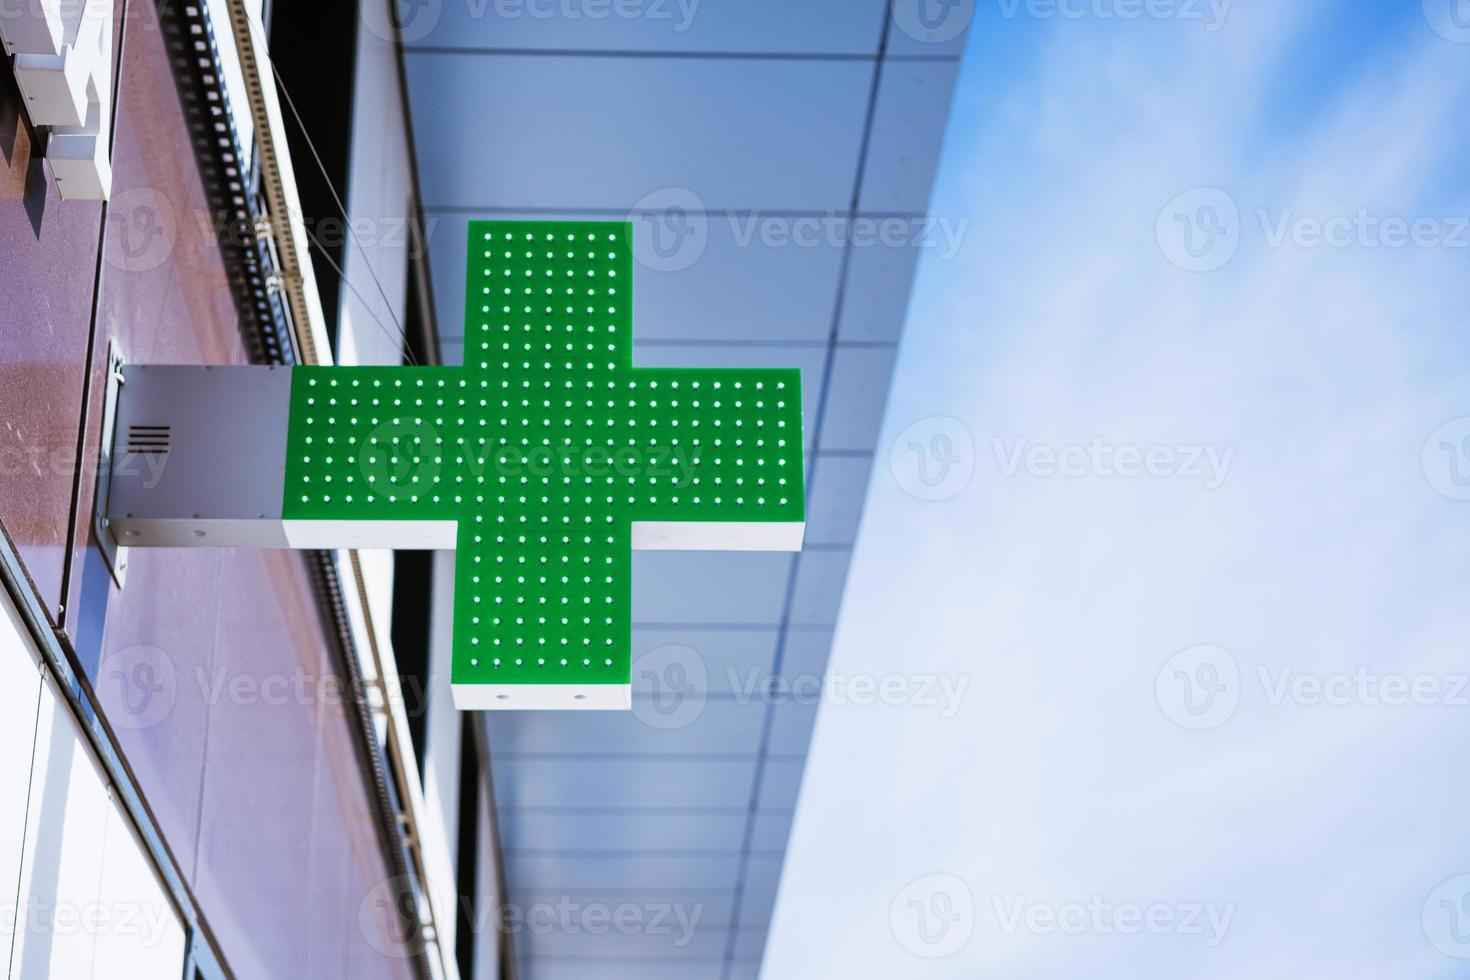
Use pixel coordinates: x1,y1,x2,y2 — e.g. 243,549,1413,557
0,0,114,200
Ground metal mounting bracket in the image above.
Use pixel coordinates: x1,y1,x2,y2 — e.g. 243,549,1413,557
92,341,128,586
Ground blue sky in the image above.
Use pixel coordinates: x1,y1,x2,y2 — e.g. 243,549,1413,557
765,1,1470,976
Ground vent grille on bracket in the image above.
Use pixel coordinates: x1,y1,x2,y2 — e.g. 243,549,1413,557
127,424,171,456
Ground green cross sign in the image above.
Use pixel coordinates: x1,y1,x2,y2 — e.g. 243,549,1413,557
280,220,806,709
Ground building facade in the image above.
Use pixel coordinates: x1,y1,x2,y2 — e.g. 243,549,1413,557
0,2,965,977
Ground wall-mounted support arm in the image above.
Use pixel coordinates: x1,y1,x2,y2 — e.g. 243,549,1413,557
106,365,457,549
104,220,808,716
102,337,808,715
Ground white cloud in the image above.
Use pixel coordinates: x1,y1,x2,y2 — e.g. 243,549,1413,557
764,6,1470,979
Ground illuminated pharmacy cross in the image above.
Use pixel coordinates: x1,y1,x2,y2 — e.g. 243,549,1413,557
282,220,806,710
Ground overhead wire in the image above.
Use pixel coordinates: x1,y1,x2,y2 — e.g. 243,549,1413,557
242,10,421,365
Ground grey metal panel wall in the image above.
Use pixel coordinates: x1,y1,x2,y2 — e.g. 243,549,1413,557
0,3,420,977
0,43,104,619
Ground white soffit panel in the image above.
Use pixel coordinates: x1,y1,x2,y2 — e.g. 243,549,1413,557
490,756,759,810
789,548,856,626
489,700,767,758
504,851,743,892
403,53,873,212
817,345,900,452
402,0,888,54
516,924,728,960
836,229,925,342
884,0,974,58
631,551,793,626
806,454,875,546
859,58,964,215
498,811,750,853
